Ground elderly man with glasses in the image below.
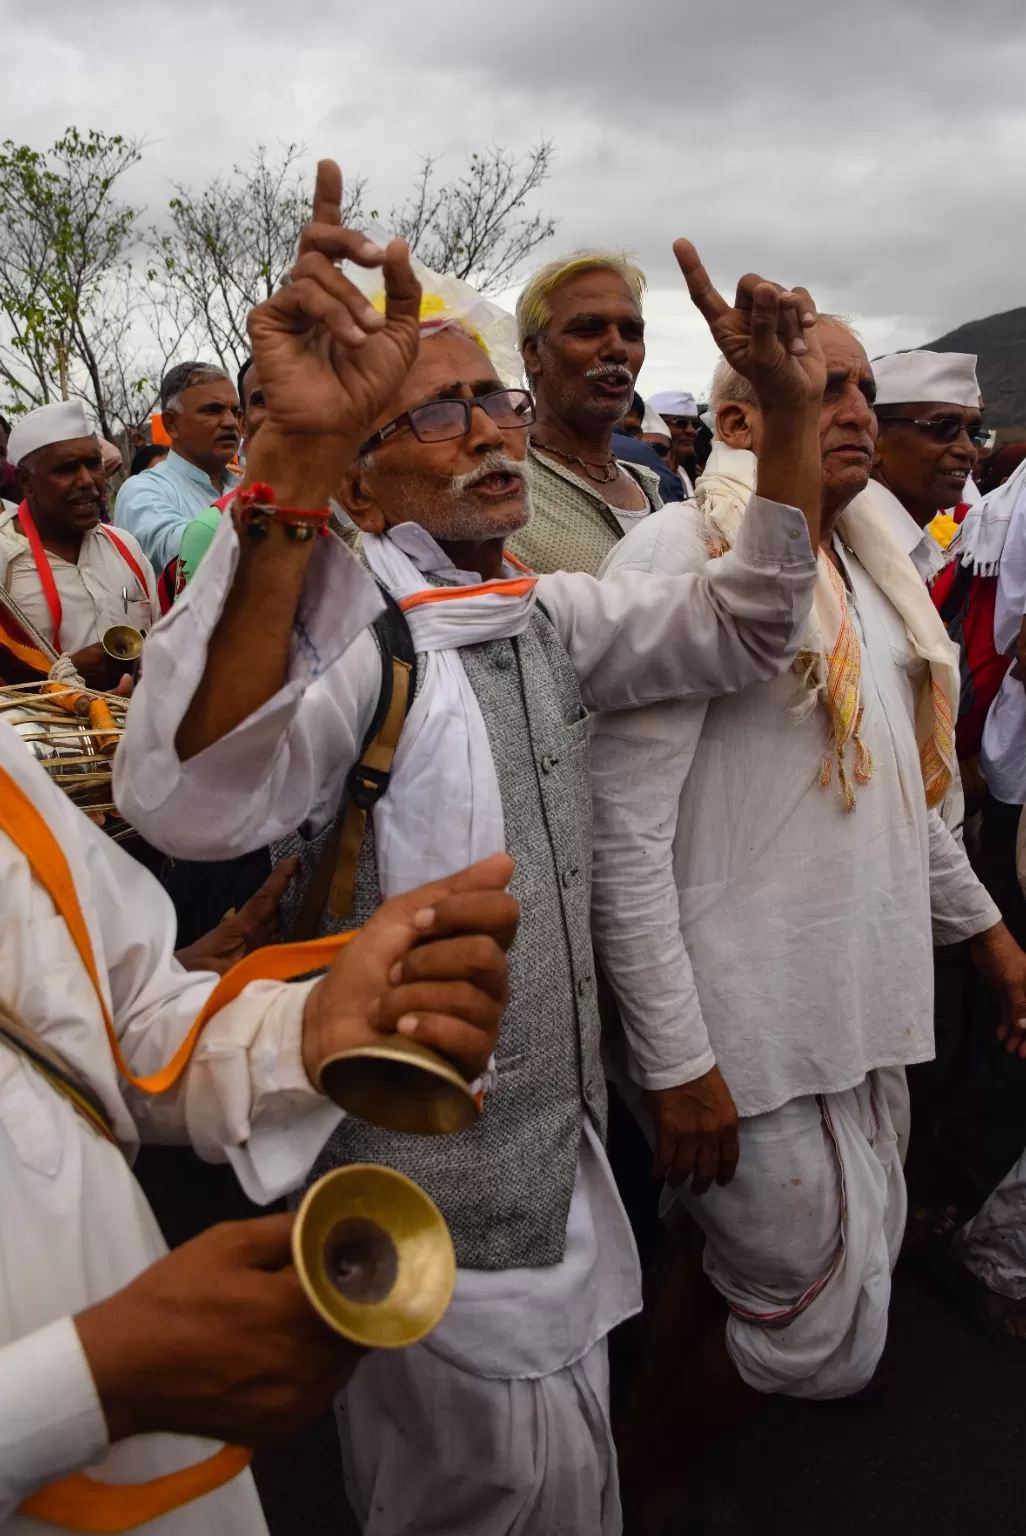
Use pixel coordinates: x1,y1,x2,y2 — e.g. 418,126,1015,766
115,160,829,1534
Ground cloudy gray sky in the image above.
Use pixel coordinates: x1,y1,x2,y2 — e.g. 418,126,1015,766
10,0,1026,397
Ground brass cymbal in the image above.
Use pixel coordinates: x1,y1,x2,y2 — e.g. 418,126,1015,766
101,624,144,662
292,1164,456,1348
318,1035,480,1136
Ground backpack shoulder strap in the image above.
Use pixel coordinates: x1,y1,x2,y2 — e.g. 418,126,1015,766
292,584,417,939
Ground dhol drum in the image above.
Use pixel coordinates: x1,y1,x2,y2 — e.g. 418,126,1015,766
0,680,133,840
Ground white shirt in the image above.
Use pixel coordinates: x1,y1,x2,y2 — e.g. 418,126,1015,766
0,509,158,656
870,479,949,584
112,496,818,1375
590,502,1000,1117
981,485,1026,805
0,721,341,1533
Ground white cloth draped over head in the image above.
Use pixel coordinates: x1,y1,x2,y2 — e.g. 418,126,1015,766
359,522,538,894
695,442,958,811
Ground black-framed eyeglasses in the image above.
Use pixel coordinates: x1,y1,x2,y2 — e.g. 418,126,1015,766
881,415,990,449
358,389,535,458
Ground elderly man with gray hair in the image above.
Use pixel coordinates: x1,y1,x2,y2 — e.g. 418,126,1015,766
591,311,1026,1414
114,362,241,572
506,250,661,575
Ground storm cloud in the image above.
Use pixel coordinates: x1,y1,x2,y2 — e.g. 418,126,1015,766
9,0,1026,394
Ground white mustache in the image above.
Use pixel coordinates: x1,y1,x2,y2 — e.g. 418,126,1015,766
584,366,633,386
451,453,528,496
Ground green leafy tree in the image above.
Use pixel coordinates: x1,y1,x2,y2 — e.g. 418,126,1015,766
0,128,151,437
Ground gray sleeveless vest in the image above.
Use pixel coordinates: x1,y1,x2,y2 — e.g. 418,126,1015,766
274,607,606,1271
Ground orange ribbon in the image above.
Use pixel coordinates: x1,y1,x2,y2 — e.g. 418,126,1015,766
0,762,356,1528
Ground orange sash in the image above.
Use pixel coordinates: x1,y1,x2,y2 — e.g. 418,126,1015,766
0,763,355,1530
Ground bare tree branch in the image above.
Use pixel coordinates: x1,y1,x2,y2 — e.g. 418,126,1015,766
390,143,557,293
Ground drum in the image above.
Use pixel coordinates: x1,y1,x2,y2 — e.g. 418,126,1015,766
0,681,133,840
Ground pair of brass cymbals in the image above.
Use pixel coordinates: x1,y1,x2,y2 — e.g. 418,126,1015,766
293,1030,481,1348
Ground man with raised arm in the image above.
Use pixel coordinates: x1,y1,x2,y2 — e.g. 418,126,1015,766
590,319,1026,1414
116,160,824,1533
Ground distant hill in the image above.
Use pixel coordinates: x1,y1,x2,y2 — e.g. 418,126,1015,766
924,306,1026,429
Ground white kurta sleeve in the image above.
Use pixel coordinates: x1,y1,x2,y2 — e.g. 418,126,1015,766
537,495,816,710
591,701,716,1089
928,808,1001,946
73,812,340,1199
114,515,385,857
0,1317,108,1520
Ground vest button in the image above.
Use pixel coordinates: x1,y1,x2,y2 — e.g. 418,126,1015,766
541,754,560,774
492,648,512,670
577,975,591,997
562,866,579,888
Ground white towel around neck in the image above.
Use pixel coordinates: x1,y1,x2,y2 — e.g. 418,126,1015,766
360,523,538,894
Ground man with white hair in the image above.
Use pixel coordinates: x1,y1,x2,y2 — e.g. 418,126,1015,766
114,362,240,572
506,250,661,575
591,313,1026,1406
649,387,701,496
0,401,158,691
116,161,828,1532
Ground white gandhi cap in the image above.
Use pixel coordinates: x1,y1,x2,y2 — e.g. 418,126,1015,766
7,400,99,468
872,350,981,409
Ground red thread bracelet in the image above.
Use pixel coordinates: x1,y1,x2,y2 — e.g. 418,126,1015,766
236,482,332,542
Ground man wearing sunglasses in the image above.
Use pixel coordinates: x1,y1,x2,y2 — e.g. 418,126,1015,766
115,160,826,1535
870,350,985,582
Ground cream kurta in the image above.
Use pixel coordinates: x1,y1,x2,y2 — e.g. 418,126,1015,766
591,500,1000,1114
0,510,158,655
0,720,343,1533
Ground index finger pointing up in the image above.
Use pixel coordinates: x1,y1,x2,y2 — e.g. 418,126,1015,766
673,238,729,325
312,159,343,227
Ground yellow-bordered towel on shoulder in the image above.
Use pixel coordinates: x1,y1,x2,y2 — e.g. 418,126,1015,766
695,442,958,812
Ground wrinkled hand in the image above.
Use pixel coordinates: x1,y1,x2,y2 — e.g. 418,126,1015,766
648,1065,740,1195
75,1214,359,1448
302,852,518,1089
971,921,1026,1057
246,159,422,441
174,858,299,976
674,241,824,416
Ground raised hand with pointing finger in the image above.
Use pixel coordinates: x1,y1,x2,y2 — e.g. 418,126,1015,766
246,158,422,449
674,240,825,548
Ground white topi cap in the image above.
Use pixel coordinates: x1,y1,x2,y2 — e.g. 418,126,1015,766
648,389,699,418
7,400,99,468
641,403,671,438
872,350,981,409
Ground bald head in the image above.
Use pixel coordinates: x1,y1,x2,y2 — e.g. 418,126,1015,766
713,318,878,520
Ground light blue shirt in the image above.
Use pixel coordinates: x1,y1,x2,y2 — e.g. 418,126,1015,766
114,450,238,573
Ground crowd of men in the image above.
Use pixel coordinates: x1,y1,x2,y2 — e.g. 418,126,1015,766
3,155,1026,1536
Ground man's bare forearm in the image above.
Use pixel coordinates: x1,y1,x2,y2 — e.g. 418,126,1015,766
754,404,822,554
176,430,352,761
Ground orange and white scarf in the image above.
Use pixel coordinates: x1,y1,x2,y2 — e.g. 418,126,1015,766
696,443,958,813
361,523,537,892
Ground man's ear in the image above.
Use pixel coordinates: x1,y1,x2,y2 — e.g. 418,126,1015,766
338,468,387,534
162,409,180,447
715,402,757,452
521,337,541,390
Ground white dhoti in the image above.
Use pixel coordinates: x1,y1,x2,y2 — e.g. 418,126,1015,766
956,1146,1026,1299
337,1338,618,1536
332,1123,640,1536
670,1068,908,1399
